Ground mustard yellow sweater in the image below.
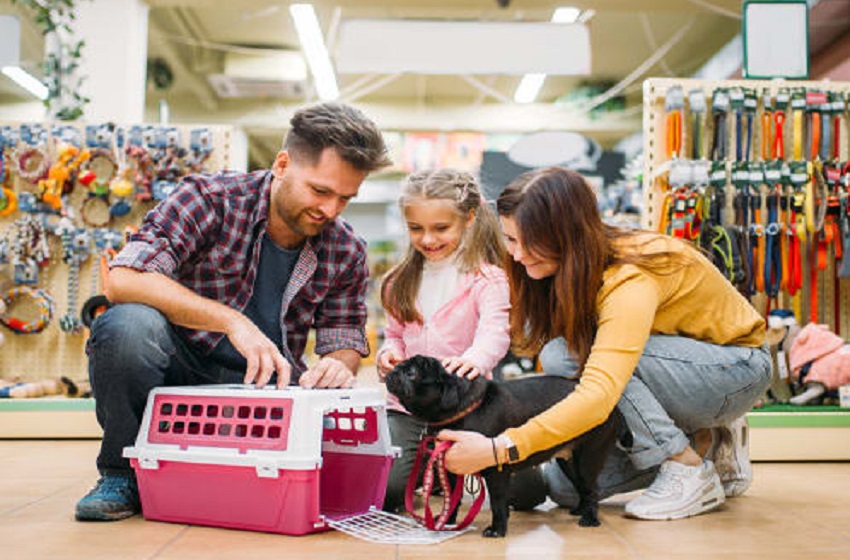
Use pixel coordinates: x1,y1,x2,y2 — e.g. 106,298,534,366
503,235,765,460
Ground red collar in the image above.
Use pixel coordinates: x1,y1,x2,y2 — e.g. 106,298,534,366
427,397,484,428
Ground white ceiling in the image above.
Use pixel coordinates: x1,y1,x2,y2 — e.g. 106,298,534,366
1,0,745,167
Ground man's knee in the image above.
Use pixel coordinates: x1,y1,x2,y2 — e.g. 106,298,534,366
90,304,170,348
88,304,174,375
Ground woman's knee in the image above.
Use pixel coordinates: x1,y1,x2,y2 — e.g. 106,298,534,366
539,338,581,378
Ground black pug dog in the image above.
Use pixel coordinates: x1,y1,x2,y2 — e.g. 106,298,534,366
385,354,629,538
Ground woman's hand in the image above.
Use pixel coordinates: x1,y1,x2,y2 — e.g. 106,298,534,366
437,429,497,474
442,357,482,379
376,349,404,380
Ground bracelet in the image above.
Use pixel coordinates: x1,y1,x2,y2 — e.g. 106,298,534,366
0,286,55,334
14,146,50,183
491,438,502,472
79,195,111,228
83,148,117,196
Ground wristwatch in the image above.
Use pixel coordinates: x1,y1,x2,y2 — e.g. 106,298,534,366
500,435,520,464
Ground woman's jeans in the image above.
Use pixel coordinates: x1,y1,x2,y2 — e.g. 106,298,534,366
536,334,771,506
88,304,246,476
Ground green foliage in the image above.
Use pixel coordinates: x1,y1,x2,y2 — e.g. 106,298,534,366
11,0,91,121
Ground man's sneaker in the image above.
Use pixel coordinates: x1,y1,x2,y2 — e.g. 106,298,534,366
705,416,752,497
624,459,725,521
75,475,141,521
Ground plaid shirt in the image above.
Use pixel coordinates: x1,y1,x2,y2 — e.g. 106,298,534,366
110,170,370,374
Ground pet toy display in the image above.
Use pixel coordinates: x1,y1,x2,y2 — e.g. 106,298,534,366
0,122,223,396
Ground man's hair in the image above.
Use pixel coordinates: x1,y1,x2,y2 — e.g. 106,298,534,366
283,102,391,172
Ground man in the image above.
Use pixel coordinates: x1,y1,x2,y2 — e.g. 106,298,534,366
75,102,390,521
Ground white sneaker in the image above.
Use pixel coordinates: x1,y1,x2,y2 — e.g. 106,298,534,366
706,416,752,497
624,459,725,520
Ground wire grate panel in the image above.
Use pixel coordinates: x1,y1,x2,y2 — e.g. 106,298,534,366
327,508,474,545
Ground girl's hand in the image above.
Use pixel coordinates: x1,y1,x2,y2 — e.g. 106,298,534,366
437,429,497,474
442,357,482,380
376,349,404,380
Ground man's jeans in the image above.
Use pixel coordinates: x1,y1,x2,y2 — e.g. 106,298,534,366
88,304,245,475
536,335,771,506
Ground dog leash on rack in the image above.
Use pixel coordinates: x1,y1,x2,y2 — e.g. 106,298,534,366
664,86,684,159
404,436,486,531
690,89,706,160
711,88,729,162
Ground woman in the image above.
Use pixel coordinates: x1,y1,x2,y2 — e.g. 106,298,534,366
438,167,771,521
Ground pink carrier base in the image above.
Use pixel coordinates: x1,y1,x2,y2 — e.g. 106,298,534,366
130,452,393,535
125,386,396,536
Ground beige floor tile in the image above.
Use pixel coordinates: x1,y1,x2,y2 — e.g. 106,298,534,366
155,525,397,560
2,439,849,559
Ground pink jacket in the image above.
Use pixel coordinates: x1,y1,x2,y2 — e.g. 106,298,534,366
789,323,850,390
378,263,511,412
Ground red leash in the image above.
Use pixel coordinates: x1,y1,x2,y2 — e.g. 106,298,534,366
404,436,486,531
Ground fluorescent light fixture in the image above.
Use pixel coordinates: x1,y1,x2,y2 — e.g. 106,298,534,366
577,9,596,24
514,73,546,103
514,7,590,103
1,66,48,100
552,7,581,23
289,3,338,100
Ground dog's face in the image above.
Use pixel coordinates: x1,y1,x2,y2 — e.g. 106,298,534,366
385,355,480,423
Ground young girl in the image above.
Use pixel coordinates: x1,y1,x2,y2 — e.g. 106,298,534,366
376,169,510,513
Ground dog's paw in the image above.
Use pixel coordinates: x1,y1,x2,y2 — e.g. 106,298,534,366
483,526,507,538
578,514,601,527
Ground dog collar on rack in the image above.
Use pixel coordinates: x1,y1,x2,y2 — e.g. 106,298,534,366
427,397,485,428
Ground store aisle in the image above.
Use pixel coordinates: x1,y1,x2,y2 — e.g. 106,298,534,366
0,439,848,559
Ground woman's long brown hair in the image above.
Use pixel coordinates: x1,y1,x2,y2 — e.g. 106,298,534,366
496,167,687,368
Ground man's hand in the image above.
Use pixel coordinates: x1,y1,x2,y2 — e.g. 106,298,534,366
376,349,404,380
442,356,482,379
226,315,291,388
300,356,355,389
437,429,497,474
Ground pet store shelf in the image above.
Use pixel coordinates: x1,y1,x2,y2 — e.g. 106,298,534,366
0,399,848,462
748,406,850,461
0,398,101,438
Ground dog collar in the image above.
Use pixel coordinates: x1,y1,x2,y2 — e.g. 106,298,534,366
427,397,484,428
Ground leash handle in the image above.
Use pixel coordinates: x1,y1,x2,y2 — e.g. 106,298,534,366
404,436,486,531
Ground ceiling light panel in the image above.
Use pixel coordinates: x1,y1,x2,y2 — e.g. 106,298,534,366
336,20,591,76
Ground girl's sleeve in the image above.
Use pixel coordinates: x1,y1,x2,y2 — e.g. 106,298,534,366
461,268,511,375
376,309,407,364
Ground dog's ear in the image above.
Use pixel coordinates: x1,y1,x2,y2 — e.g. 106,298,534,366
439,383,463,411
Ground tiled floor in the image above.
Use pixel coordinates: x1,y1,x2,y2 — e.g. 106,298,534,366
1,439,849,559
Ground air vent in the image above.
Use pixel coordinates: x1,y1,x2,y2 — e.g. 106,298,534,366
207,74,308,99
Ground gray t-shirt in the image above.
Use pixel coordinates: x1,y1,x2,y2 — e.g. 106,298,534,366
208,235,301,370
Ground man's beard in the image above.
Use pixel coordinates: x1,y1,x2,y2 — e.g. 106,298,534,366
275,198,327,239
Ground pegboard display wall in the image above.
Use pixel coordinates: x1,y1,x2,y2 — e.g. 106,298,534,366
0,123,236,384
642,78,850,335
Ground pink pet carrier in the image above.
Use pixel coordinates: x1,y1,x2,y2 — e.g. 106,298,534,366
123,385,395,535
